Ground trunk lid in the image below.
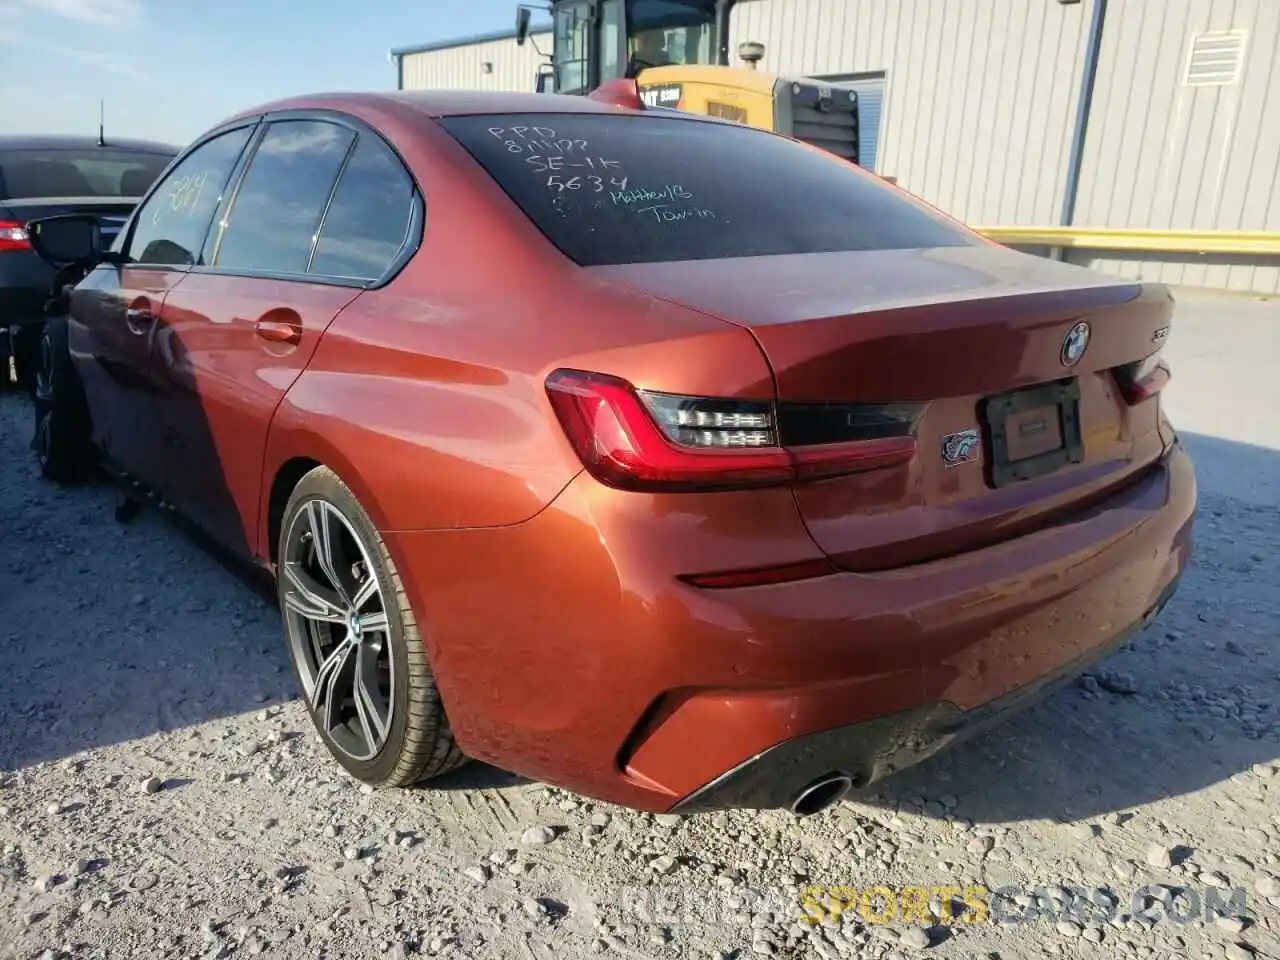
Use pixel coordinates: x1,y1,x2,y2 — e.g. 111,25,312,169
591,245,1174,570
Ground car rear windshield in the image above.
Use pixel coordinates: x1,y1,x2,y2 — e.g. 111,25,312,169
0,148,174,200
437,113,975,266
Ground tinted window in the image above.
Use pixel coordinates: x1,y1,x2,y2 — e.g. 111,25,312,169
0,148,174,200
127,127,253,267
215,120,355,275
438,114,975,266
310,134,415,280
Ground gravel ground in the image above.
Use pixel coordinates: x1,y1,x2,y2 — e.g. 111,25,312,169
2,289,1279,960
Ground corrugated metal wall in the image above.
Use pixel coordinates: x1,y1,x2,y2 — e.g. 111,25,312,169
1068,0,1280,293
395,0,1280,293
726,0,1090,226
401,1,1090,226
400,30,551,93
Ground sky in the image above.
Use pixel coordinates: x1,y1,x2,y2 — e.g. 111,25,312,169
0,0,545,147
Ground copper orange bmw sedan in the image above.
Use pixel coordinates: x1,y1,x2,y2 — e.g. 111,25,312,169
27,86,1194,815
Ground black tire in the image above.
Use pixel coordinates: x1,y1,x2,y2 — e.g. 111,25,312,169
12,322,42,400
277,466,467,787
32,316,94,483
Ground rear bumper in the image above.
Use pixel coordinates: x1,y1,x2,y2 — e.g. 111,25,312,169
671,573,1180,812
384,437,1195,813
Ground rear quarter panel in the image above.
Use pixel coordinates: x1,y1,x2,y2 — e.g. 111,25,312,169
260,111,772,541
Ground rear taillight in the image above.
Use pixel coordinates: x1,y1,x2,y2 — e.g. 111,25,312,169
1113,352,1170,404
545,369,921,492
0,220,30,252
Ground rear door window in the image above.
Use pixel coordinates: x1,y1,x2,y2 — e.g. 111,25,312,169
437,113,975,266
214,120,355,276
310,133,416,281
0,148,174,200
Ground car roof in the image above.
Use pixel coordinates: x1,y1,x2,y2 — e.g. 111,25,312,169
218,89,713,124
0,134,182,154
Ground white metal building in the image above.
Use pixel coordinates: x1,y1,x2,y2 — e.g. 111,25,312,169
392,0,1280,294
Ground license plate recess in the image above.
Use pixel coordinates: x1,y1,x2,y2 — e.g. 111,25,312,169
980,378,1083,487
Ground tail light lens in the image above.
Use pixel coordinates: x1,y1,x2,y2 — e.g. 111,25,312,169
545,369,921,492
1113,351,1170,404
0,220,31,252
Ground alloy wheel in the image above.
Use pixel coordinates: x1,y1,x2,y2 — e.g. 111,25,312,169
281,499,394,762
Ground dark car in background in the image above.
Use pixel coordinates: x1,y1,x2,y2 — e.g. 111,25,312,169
1,135,180,394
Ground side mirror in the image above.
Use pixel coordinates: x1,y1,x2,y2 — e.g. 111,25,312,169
26,214,105,267
515,6,532,45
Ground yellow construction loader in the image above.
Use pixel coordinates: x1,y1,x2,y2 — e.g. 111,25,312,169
515,0,861,164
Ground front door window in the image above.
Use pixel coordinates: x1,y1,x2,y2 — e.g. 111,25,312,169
125,125,254,267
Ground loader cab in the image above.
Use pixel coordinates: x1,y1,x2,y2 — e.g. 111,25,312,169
516,0,860,167
517,0,733,95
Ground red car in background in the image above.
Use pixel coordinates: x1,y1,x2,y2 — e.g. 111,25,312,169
27,86,1194,815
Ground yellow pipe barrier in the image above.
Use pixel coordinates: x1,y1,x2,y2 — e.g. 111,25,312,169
973,226,1280,256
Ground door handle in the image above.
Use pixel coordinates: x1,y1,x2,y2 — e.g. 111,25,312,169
254,318,302,346
125,306,153,335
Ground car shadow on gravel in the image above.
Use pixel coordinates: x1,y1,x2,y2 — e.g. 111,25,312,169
0,500,295,771
0,391,297,772
857,432,1280,825
425,762,530,792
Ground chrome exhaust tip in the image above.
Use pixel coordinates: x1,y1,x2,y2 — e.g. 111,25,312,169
789,773,853,817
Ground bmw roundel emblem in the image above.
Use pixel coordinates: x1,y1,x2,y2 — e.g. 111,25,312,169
1060,321,1091,367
